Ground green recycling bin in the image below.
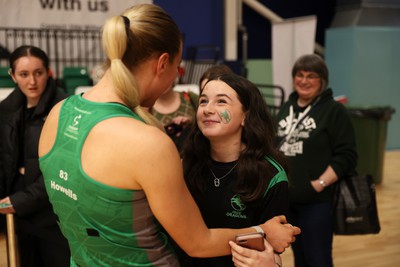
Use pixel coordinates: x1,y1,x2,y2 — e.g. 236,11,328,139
347,106,395,184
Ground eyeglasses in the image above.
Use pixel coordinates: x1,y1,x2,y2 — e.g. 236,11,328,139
295,73,320,81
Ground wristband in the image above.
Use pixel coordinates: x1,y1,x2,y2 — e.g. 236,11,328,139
251,225,266,237
251,225,264,233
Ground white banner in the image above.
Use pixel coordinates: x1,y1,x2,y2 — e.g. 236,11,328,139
0,0,152,30
0,0,153,78
272,15,317,101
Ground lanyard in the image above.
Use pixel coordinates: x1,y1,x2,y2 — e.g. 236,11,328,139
277,105,312,149
284,104,311,137
278,94,323,149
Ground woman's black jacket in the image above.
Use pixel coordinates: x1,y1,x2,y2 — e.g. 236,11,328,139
0,78,68,234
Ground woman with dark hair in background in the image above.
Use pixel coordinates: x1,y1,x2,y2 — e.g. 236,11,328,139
276,54,357,267
0,45,70,267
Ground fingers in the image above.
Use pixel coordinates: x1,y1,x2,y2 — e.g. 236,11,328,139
229,240,240,252
292,225,301,235
283,224,301,246
263,238,274,253
273,245,285,254
0,197,15,214
229,240,249,256
274,253,282,267
0,205,15,214
229,241,252,266
0,196,11,204
262,215,301,253
269,226,300,253
172,116,191,125
230,240,277,267
285,223,301,239
275,215,287,224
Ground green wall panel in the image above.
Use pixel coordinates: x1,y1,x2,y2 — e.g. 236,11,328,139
326,27,400,149
246,59,273,84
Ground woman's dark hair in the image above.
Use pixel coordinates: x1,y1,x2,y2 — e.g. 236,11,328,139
9,45,49,74
183,73,287,202
198,64,233,89
292,54,329,90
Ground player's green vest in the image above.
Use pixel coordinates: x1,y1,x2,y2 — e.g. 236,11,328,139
40,95,179,267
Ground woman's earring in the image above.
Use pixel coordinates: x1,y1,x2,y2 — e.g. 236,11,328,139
8,69,16,83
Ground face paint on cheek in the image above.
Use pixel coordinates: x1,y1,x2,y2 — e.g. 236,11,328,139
219,110,232,124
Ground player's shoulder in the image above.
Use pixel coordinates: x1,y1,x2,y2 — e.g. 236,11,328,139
101,117,176,155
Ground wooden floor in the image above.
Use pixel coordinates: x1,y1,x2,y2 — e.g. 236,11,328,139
1,150,399,267
280,150,400,267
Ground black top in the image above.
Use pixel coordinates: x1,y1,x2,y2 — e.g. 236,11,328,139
179,158,289,267
0,78,68,237
276,89,358,204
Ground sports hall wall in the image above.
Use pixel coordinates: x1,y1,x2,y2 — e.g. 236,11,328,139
325,26,400,150
156,0,399,150
0,0,398,148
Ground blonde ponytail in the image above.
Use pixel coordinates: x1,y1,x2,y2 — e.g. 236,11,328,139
101,4,182,131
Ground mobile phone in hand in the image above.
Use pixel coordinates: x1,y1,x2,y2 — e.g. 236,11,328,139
235,232,265,251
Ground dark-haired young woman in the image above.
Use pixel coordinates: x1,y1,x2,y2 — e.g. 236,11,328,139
181,73,294,267
0,45,69,267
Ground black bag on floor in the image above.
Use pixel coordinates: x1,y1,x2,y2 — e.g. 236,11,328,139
333,174,381,235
